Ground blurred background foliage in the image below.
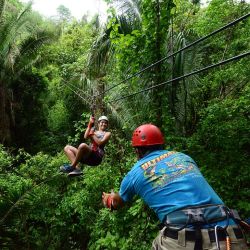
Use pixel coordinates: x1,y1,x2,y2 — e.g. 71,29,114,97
0,0,249,249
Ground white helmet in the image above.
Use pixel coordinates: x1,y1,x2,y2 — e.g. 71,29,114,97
98,115,109,122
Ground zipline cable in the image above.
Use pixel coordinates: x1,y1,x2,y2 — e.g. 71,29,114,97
65,80,92,100
61,81,98,116
61,79,93,100
109,51,250,103
99,13,250,96
61,81,88,102
60,76,98,114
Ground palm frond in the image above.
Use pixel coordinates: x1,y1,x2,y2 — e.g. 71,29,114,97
22,32,51,54
0,0,5,22
0,15,18,57
117,15,139,35
86,28,114,79
113,0,141,23
5,43,20,71
105,72,156,132
0,3,32,68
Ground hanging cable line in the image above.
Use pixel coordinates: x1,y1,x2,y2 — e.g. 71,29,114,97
99,13,250,96
61,78,93,100
109,51,250,103
66,81,92,99
61,80,98,115
61,81,88,102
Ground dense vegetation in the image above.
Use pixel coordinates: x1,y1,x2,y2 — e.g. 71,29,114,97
0,0,249,249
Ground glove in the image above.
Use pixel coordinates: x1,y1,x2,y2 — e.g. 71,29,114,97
102,192,114,210
88,116,95,129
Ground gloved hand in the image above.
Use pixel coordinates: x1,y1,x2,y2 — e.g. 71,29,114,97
88,116,95,128
102,191,114,210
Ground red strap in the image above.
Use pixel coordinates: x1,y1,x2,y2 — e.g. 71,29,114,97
106,196,113,209
91,140,98,151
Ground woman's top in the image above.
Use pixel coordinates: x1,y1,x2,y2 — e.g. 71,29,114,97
90,131,106,157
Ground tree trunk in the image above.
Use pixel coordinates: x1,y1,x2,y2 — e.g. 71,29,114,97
170,16,176,117
0,82,12,145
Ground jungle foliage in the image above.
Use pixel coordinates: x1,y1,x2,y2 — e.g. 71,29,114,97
0,0,249,249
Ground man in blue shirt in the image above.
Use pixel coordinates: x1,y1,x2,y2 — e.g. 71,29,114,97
102,124,248,250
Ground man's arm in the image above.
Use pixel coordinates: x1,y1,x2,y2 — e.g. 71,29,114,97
103,172,135,210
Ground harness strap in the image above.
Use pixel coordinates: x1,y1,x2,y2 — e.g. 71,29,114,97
165,204,228,230
163,205,247,250
163,226,243,241
178,229,185,246
194,226,202,250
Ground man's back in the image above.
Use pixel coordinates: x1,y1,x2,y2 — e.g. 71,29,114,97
119,150,223,222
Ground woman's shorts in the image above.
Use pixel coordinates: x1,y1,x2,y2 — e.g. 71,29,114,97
80,150,103,166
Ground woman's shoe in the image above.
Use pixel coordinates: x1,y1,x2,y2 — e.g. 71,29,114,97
68,168,83,177
59,164,75,173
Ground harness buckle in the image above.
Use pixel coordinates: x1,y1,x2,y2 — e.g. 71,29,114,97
184,208,205,224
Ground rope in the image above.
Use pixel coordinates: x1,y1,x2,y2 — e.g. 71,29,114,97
60,78,98,115
61,80,92,102
61,81,87,102
98,13,250,96
108,51,250,103
64,80,92,99
90,95,97,116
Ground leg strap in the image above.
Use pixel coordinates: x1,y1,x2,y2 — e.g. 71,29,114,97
194,227,202,250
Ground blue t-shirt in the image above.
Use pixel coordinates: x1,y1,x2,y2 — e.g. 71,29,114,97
119,150,224,222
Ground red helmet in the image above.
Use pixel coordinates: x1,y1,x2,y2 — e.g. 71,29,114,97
132,124,164,147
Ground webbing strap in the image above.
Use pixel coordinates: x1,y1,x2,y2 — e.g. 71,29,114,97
178,229,185,247
194,227,202,250
165,204,228,229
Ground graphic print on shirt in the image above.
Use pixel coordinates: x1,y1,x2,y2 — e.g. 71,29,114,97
141,152,201,189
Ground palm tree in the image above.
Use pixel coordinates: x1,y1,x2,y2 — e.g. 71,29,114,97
83,0,199,135
104,0,174,129
80,15,114,119
167,30,201,135
0,0,54,145
81,3,144,128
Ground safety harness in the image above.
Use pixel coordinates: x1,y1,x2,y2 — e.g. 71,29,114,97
162,204,248,250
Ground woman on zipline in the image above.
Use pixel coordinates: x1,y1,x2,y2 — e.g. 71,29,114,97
60,115,111,176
